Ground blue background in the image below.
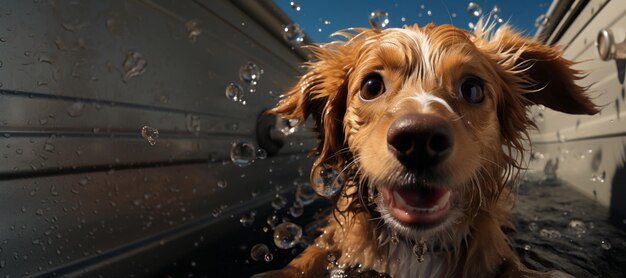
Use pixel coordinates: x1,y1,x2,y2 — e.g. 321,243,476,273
274,0,552,43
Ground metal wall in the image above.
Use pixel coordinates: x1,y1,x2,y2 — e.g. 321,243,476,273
0,0,314,276
528,0,626,222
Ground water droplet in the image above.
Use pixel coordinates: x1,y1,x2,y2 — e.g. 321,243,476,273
44,135,56,152
230,141,256,167
535,14,549,28
273,222,302,249
567,220,587,237
467,2,483,17
539,228,561,239
368,10,389,29
311,164,344,198
276,118,299,136
327,253,337,263
239,62,261,83
240,211,255,227
272,195,288,210
427,10,432,17
250,243,271,262
264,253,273,262
468,22,476,30
601,240,612,250
121,51,147,82
283,23,305,45
523,244,531,251
391,232,399,245
531,151,544,160
185,114,201,135
491,4,500,14
256,148,268,160
38,54,53,64
140,126,159,146
266,214,280,228
289,0,301,11
217,179,227,189
185,19,202,42
289,200,304,218
211,207,222,217
225,82,244,102
296,182,317,205
528,222,539,232
451,12,457,18
324,20,331,25
66,102,85,117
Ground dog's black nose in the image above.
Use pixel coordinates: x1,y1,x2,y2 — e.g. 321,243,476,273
387,114,454,168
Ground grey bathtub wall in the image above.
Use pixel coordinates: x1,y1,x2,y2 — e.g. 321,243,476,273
0,0,315,276
530,0,626,221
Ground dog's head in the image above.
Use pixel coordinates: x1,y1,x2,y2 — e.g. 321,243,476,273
273,22,597,241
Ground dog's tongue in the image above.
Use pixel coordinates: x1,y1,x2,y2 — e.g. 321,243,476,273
395,187,449,208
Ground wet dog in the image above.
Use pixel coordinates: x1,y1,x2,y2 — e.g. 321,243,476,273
259,21,597,277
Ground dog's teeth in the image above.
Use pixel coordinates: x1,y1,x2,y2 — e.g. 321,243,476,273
436,191,451,208
392,190,408,208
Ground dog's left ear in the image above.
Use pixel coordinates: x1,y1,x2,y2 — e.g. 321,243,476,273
272,43,356,168
483,26,599,115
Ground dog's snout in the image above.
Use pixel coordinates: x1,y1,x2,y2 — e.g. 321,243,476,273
387,114,454,168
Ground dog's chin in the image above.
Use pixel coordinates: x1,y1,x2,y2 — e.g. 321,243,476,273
375,180,461,238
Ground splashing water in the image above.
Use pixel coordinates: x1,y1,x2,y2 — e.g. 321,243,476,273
230,141,256,167
283,23,305,45
311,164,344,198
140,126,159,146
467,2,483,17
368,10,389,29
273,222,302,249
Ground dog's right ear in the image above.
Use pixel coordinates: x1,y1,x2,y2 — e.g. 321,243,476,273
271,42,357,167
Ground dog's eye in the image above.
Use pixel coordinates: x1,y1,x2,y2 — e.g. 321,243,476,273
459,77,485,104
360,75,385,100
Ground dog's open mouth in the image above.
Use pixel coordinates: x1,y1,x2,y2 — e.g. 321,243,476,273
381,185,452,226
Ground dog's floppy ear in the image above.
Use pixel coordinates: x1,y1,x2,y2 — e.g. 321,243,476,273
482,25,599,115
272,42,357,168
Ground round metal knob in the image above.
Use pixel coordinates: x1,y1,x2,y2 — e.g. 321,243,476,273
597,29,626,61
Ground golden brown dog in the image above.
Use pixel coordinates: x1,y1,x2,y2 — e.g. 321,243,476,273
260,21,598,278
